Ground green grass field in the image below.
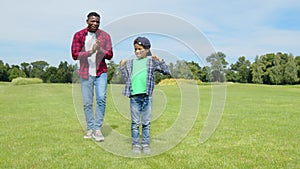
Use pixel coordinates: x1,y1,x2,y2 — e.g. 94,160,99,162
0,82,299,168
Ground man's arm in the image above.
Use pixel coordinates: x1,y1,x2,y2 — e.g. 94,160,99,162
71,32,95,60
97,32,113,60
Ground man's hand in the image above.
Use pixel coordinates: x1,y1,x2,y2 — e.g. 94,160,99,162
93,39,100,51
88,49,96,55
95,39,100,49
89,39,100,56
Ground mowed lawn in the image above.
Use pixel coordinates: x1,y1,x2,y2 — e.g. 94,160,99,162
0,82,299,168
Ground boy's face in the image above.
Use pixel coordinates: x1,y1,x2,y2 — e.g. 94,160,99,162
134,44,149,59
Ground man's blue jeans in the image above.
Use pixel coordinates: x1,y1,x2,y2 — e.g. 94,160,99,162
130,94,152,146
80,73,107,131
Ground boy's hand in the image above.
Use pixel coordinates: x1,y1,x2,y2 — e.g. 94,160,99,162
152,55,162,62
120,59,127,66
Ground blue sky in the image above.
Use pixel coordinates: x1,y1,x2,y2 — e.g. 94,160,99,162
0,0,299,66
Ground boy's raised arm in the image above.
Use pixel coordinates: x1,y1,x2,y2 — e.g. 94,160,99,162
152,56,171,75
119,59,129,79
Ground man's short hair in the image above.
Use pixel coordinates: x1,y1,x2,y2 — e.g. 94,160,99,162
87,12,100,18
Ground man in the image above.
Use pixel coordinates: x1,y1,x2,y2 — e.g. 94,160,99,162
71,12,113,142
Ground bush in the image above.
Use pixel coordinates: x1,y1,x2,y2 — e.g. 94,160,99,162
11,77,43,85
158,78,202,86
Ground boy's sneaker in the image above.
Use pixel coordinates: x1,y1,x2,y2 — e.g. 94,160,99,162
83,130,93,139
132,144,141,154
93,129,104,142
142,144,151,154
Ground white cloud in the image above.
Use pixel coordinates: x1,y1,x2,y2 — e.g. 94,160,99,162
0,0,299,66
212,27,300,64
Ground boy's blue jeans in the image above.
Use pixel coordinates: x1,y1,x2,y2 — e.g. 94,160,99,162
80,73,107,131
130,94,152,146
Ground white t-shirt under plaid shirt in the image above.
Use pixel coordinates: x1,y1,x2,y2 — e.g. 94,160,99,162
85,31,97,76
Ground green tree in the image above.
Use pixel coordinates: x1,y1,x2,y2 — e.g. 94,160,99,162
154,71,171,84
169,62,174,77
268,54,283,85
107,61,118,84
261,53,275,84
260,52,291,84
199,66,211,82
283,55,299,84
72,64,80,83
0,60,9,81
206,52,228,82
251,56,264,84
108,61,126,84
172,60,194,79
186,61,202,80
295,56,300,82
295,56,300,65
56,64,66,83
43,66,58,83
8,67,26,81
55,61,74,83
20,62,31,78
229,56,251,83
30,61,49,79
225,69,238,82
278,52,289,65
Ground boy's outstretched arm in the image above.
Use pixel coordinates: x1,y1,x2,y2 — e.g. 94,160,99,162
152,55,171,75
119,59,129,79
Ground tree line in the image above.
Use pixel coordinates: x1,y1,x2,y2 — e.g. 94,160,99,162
1,52,300,85
0,60,75,83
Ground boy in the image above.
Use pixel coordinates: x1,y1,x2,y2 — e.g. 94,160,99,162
119,37,171,154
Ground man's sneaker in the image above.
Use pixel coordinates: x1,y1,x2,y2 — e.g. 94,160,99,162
83,130,93,139
132,144,141,154
93,129,104,142
142,144,151,154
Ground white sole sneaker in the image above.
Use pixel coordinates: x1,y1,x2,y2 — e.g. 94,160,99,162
93,130,104,142
83,130,93,139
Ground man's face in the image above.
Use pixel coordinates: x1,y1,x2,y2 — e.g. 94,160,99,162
86,16,100,32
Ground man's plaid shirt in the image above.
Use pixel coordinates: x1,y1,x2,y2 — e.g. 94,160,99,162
119,57,171,97
71,28,113,79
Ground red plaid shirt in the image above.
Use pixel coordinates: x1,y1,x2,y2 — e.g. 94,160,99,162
71,28,113,79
